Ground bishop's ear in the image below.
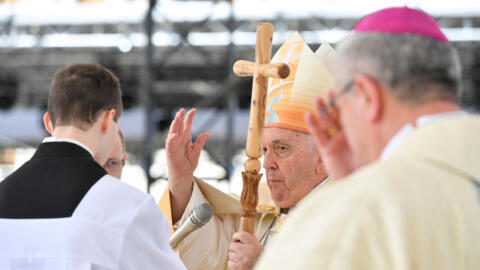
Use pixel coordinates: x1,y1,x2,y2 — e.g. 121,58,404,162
353,74,383,123
43,112,54,135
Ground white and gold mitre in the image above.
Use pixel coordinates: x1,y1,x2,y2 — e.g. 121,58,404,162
264,32,336,133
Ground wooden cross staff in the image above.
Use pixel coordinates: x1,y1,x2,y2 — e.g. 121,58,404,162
232,23,290,234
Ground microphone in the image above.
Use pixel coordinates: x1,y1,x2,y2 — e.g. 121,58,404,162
169,202,214,248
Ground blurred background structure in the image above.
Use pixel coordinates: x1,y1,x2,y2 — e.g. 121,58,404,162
0,0,479,199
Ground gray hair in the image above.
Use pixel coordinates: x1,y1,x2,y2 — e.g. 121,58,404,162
336,33,461,104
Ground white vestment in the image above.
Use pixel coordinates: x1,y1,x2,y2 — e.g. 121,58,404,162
0,175,186,270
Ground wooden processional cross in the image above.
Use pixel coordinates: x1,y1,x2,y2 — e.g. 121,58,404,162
232,23,290,234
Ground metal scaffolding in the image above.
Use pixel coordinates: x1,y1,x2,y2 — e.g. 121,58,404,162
1,0,480,187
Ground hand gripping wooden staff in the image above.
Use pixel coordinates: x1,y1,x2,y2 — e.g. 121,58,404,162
232,23,290,234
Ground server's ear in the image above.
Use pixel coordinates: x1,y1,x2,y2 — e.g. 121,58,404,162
100,109,116,134
43,112,54,135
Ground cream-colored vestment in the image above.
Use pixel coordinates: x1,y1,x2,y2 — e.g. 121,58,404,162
255,115,480,270
159,178,283,270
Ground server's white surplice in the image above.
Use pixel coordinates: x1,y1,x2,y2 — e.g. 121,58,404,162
0,176,186,270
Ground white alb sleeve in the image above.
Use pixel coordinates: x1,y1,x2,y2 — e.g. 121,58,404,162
117,196,187,270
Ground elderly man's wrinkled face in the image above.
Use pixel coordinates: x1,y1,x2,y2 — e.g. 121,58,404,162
262,127,327,208
103,133,126,179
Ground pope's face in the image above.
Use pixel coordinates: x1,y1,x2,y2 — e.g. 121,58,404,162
262,127,327,208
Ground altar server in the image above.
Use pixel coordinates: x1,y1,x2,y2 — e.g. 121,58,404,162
0,64,186,270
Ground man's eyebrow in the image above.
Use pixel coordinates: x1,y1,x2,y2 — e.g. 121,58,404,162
262,139,292,148
271,139,291,145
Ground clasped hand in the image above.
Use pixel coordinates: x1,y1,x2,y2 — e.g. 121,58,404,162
228,232,264,270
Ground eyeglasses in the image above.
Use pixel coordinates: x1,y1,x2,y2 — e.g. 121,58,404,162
104,159,125,168
320,79,355,116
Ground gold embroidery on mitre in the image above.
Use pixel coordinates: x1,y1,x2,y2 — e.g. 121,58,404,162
265,32,336,133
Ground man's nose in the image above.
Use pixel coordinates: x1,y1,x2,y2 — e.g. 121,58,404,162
263,151,277,169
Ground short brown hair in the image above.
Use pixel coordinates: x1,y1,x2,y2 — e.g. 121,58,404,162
48,64,123,130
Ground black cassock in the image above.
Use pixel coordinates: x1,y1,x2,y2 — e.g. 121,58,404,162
0,141,105,219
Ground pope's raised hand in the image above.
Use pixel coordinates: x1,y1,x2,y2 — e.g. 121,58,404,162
305,94,358,180
166,108,210,189
166,108,210,223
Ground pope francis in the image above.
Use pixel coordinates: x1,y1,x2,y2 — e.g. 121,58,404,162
158,33,336,270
